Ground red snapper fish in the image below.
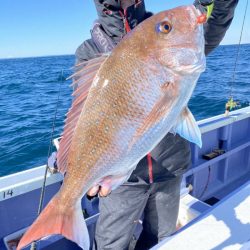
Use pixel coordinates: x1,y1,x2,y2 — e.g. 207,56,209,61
18,5,205,250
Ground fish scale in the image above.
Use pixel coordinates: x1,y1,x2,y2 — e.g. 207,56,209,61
70,61,171,180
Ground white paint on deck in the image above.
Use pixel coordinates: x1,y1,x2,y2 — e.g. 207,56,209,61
152,181,250,250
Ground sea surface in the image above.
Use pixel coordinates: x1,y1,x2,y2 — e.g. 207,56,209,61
0,44,249,177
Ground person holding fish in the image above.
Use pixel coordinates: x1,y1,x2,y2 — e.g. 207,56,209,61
17,1,239,250
75,1,238,249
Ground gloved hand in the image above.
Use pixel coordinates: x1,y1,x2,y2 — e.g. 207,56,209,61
47,152,58,173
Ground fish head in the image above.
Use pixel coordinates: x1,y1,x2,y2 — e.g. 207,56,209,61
134,5,206,75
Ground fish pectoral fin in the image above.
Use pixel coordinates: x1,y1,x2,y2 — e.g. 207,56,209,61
57,54,109,174
17,195,89,250
171,107,202,148
130,86,176,147
100,172,133,191
100,166,137,191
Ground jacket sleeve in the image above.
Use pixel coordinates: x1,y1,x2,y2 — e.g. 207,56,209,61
204,0,239,55
75,39,102,63
75,0,125,64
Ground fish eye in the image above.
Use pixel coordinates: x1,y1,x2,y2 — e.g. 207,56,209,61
156,21,172,34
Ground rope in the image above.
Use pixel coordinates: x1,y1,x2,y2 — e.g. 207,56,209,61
147,153,153,184
198,165,211,199
30,70,64,250
229,0,249,98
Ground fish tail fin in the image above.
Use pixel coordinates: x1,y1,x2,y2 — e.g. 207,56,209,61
17,195,89,250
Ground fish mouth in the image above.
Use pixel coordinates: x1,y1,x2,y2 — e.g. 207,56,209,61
190,5,203,23
174,56,206,74
181,56,206,74
161,46,206,74
184,5,206,26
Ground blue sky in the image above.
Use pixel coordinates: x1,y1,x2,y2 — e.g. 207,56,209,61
0,0,249,59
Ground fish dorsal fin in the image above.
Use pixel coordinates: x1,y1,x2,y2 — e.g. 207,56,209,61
57,54,108,174
172,107,202,148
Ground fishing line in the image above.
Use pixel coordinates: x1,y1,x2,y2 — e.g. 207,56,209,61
228,0,249,100
30,70,64,250
198,165,211,199
2,69,70,165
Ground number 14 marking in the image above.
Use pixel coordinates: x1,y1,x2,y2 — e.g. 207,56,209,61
2,189,14,199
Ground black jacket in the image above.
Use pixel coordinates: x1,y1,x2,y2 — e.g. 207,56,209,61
75,0,238,183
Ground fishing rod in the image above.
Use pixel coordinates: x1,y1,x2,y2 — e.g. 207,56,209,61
30,70,64,250
225,0,249,116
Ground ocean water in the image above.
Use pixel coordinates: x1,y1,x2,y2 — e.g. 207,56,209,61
0,44,249,177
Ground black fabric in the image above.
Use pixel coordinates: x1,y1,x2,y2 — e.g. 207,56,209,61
193,0,239,55
120,0,135,10
124,1,149,30
203,0,239,55
128,134,190,183
91,22,116,53
75,39,101,62
93,0,124,44
93,176,182,250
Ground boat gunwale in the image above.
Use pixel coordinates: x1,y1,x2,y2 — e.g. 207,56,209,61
0,106,249,201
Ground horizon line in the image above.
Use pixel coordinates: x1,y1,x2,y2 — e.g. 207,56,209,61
1,42,250,60
0,53,74,61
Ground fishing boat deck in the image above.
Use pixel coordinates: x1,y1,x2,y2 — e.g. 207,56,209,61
152,181,250,250
0,106,250,250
